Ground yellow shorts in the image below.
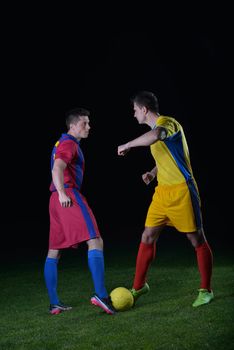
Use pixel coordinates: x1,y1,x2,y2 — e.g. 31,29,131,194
145,181,202,232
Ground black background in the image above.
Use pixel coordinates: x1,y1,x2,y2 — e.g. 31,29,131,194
2,5,232,256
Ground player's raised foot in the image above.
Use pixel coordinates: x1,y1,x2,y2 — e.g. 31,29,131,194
90,294,116,315
49,302,72,315
192,289,214,307
130,283,150,303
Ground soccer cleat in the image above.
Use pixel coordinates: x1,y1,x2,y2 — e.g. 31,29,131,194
90,294,116,315
130,282,150,303
49,302,72,315
192,289,214,307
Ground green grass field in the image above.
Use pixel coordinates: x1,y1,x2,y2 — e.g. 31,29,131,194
0,241,233,350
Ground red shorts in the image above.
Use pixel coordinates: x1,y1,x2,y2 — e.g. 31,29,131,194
49,188,100,249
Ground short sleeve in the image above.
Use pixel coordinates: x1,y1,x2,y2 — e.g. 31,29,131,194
55,140,77,164
157,116,179,137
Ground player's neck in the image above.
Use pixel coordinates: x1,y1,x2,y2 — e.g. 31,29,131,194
67,131,81,141
147,112,159,129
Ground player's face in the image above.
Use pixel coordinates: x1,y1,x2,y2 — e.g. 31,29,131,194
71,116,90,139
133,103,147,124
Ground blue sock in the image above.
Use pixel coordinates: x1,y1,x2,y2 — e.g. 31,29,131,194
44,257,60,305
88,249,108,298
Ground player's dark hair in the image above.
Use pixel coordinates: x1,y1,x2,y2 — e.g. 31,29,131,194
65,108,90,130
131,91,159,113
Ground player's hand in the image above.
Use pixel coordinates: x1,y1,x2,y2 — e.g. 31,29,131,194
118,143,130,156
142,171,155,185
58,192,72,207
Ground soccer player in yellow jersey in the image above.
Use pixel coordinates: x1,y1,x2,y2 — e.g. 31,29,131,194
117,91,214,307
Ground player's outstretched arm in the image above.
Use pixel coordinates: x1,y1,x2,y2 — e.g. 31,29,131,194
117,127,167,156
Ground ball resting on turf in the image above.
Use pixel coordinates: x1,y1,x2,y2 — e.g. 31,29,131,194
110,287,134,311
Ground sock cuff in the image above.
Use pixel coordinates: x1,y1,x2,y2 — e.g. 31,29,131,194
88,249,103,258
140,241,154,248
46,257,59,263
195,241,211,251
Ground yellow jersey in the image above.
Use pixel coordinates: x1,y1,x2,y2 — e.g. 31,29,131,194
151,116,195,186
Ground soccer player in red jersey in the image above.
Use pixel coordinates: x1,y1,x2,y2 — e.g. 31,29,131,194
117,91,214,308
44,108,115,315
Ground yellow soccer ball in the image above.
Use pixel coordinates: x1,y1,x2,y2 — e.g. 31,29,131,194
110,287,134,311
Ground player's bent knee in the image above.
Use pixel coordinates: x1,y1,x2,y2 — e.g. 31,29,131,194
142,232,155,244
87,237,103,250
186,230,205,248
47,249,60,259
142,227,161,244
